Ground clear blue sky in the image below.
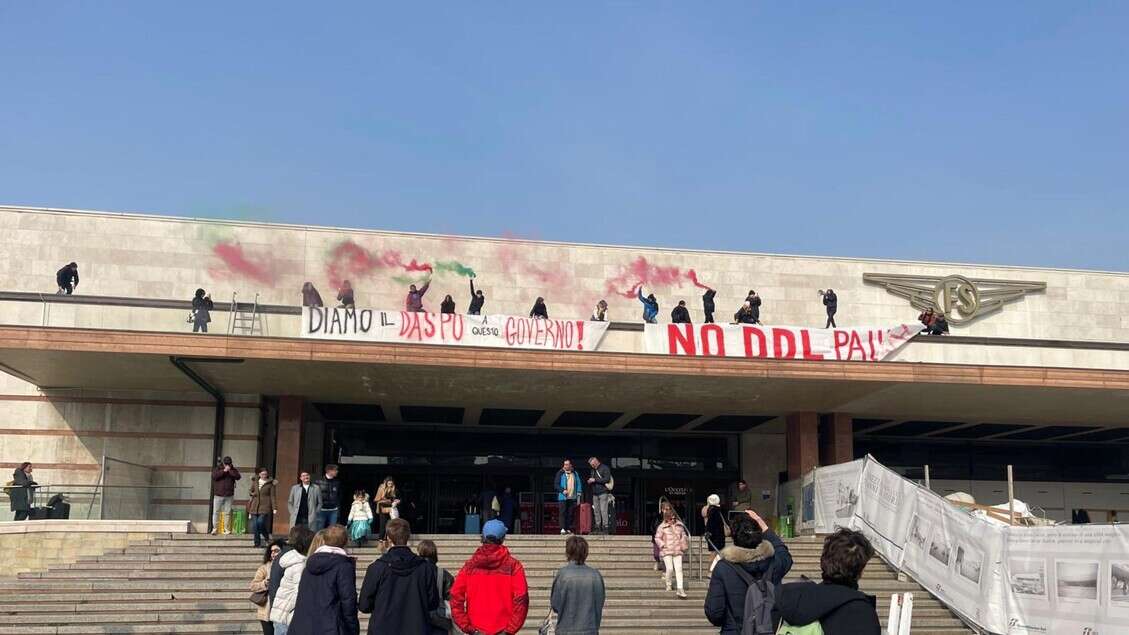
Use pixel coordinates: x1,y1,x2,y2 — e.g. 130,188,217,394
1,3,1126,270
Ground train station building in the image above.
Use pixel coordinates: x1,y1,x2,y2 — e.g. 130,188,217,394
1,204,1128,533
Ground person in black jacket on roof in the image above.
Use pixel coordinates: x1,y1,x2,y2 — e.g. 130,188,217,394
702,288,717,323
358,518,439,635
56,262,79,294
704,510,793,635
468,277,485,315
671,300,691,324
774,528,881,635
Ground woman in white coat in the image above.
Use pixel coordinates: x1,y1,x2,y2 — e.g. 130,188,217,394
269,530,316,635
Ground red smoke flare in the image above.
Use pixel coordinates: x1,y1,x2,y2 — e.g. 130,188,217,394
212,242,275,285
686,269,712,290
605,257,712,297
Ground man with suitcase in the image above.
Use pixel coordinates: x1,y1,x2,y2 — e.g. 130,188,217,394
587,457,614,536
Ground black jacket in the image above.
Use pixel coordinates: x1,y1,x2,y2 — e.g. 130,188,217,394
289,549,360,635
704,506,726,552
468,280,484,313
589,463,612,497
358,546,439,635
671,305,691,324
8,469,35,512
704,532,793,634
823,291,837,312
775,580,880,635
440,299,456,314
56,265,78,288
268,545,291,601
316,476,342,511
530,301,548,319
747,295,761,321
702,289,716,314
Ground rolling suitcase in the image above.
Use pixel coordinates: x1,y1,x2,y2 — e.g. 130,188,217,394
577,502,593,535
464,514,481,535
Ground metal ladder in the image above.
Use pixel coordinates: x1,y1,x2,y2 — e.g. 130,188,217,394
227,292,264,336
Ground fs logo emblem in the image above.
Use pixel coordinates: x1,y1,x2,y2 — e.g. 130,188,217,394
863,273,1046,325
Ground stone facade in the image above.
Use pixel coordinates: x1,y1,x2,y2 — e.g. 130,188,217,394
1,205,1127,347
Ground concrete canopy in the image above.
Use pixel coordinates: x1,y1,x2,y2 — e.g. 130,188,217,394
1,325,1128,431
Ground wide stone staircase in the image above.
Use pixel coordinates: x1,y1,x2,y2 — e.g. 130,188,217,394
0,533,972,634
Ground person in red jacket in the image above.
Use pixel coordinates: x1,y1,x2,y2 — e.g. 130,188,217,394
450,519,529,635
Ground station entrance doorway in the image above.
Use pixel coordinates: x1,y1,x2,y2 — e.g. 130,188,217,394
325,424,741,535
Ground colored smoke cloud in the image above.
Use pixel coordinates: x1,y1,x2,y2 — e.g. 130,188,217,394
605,257,711,298
435,260,476,278
325,240,435,288
211,241,276,285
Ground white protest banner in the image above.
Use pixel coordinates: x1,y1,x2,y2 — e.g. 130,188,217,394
812,459,865,534
901,487,1009,633
1004,524,1129,634
851,457,919,568
301,307,610,352
643,323,918,361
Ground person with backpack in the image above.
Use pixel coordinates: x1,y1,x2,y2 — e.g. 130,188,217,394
417,539,457,635
774,529,881,635
654,505,691,599
704,509,793,634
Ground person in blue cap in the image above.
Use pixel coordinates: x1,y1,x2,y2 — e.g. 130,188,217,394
450,519,530,635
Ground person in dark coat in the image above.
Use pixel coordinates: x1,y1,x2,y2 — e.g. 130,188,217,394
338,281,356,309
704,510,793,635
671,300,691,324
301,282,324,308
701,494,727,554
746,290,762,324
358,519,438,635
56,262,79,295
774,529,881,635
9,462,36,521
497,487,518,533
406,280,431,312
734,301,756,325
702,289,716,323
289,525,360,635
210,456,241,534
192,288,214,333
530,297,548,319
821,289,838,328
417,539,457,635
468,277,485,315
440,295,456,314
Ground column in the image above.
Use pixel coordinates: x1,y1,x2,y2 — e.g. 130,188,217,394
819,412,854,466
786,412,819,481
273,396,305,535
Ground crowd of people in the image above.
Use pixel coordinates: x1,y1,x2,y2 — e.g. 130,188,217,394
245,508,880,635
294,272,863,329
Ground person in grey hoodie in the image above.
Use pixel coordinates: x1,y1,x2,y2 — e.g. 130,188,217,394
774,528,881,635
550,536,605,635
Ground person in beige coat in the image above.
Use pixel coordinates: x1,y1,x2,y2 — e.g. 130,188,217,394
251,540,284,635
374,476,400,538
248,468,279,548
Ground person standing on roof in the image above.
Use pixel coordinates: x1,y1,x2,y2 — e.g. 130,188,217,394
56,262,79,295
637,287,659,324
468,276,486,315
406,277,432,312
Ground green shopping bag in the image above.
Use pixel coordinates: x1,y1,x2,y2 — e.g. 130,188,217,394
232,508,248,535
